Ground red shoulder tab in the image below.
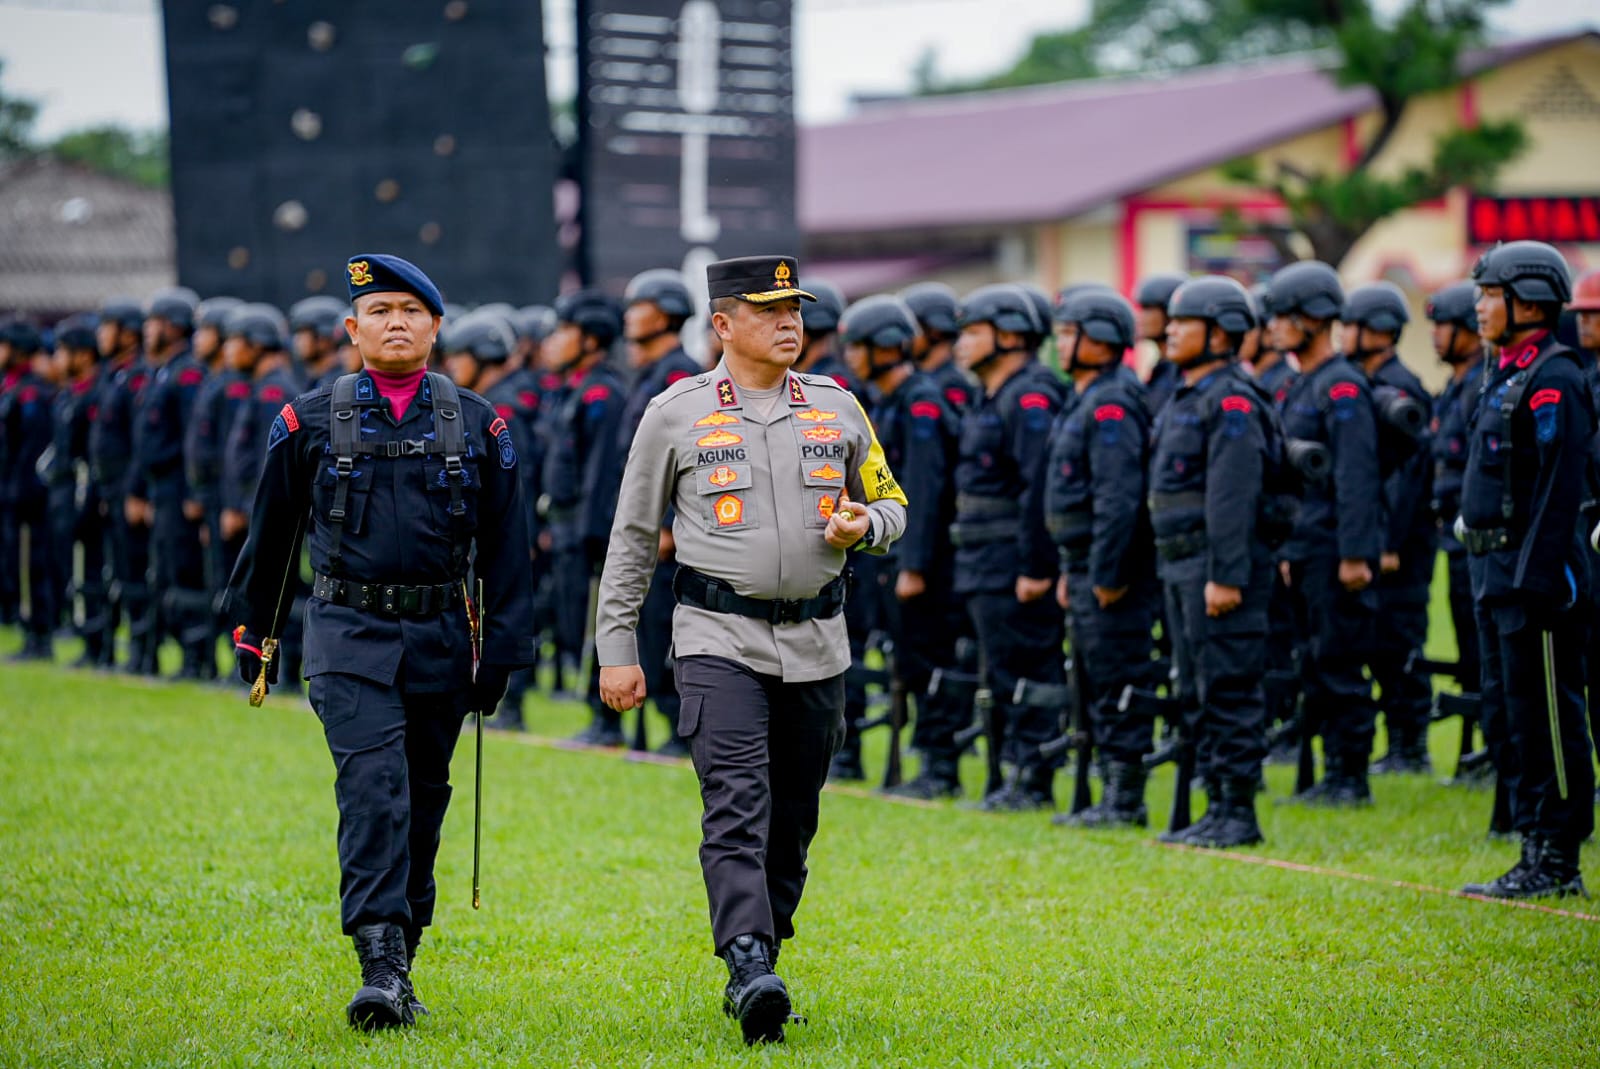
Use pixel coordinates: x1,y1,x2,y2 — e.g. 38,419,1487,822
260,385,286,403
495,403,515,421
1529,388,1562,409
488,416,508,437
518,390,539,410
666,369,691,385
581,384,611,405
910,400,942,419
178,368,204,387
1093,403,1125,422
279,403,299,432
945,386,968,407
1329,382,1360,401
1018,392,1051,411
1220,395,1253,414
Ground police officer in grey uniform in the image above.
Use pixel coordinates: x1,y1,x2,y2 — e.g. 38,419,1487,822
595,255,906,1046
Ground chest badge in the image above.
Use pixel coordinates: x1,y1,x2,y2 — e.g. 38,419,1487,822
808,464,843,481
708,465,738,487
796,408,836,423
693,411,740,428
713,494,744,526
696,429,743,448
801,427,842,443
817,494,835,521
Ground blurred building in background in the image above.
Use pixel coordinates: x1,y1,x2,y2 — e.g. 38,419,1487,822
801,30,1600,382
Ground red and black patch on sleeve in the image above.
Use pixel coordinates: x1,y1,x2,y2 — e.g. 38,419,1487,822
1093,403,1125,422
279,403,299,431
178,368,204,387
488,416,509,438
226,382,252,400
910,400,942,420
1220,395,1253,414
1529,388,1562,409
1328,382,1360,402
945,386,968,407
260,385,286,403
1018,392,1050,410
494,404,514,422
581,384,611,405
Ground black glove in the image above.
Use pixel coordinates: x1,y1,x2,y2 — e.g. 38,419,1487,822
468,664,512,716
233,626,278,687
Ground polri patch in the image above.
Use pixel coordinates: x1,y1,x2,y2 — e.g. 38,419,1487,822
1531,388,1561,444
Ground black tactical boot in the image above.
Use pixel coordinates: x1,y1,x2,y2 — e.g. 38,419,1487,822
885,758,963,801
570,711,624,747
486,696,525,732
346,923,415,1031
1187,777,1265,848
1158,790,1223,844
1372,728,1430,775
1463,835,1544,898
8,632,52,662
1056,761,1147,828
719,933,790,1045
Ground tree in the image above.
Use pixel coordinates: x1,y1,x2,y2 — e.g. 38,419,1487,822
50,125,170,189
1222,0,1527,266
918,0,1332,93
0,60,40,160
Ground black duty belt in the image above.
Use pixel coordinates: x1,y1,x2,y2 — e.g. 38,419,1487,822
1148,490,1206,515
312,573,462,617
673,565,846,625
948,519,1016,548
1460,526,1514,555
1155,531,1208,562
955,493,1021,519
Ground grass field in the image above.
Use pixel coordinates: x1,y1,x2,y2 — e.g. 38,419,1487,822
2,612,1598,1068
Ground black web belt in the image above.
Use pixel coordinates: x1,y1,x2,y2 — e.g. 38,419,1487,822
673,566,847,625
312,573,462,617
1459,526,1515,555
1154,531,1208,562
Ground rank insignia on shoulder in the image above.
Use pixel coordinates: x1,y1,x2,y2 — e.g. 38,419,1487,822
490,416,517,468
693,411,740,428
788,377,807,404
716,379,737,407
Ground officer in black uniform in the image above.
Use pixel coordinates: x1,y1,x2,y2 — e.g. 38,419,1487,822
902,281,975,413
1426,282,1485,727
1271,261,1383,807
439,311,540,729
130,288,214,678
1038,287,1159,828
226,254,535,1029
0,321,59,659
792,279,856,391
1571,270,1600,795
841,294,967,798
1146,277,1277,846
1458,242,1593,899
49,315,111,666
0,320,22,628
88,297,150,672
528,308,576,696
1135,273,1189,416
185,297,248,653
1250,281,1298,406
1341,283,1436,774
542,290,629,745
953,284,1067,810
618,269,704,752
290,296,351,391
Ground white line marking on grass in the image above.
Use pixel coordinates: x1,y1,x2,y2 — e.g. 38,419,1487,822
1157,842,1600,922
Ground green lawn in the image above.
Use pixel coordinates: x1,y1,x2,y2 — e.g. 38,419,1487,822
1,613,1597,1067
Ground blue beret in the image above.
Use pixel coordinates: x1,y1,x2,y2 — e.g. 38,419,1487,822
346,253,444,316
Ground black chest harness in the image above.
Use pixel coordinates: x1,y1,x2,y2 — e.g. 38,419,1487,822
323,371,470,581
1462,346,1565,553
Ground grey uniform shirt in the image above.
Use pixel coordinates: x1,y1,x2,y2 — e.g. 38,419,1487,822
596,360,908,682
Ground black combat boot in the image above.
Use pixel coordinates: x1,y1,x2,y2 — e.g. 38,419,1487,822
1158,788,1222,844
885,755,962,801
1466,837,1586,899
1463,835,1544,898
1325,753,1374,807
1372,727,1430,775
1056,761,1147,828
1187,777,1265,848
486,695,525,732
8,632,53,662
346,923,415,1031
570,710,624,747
719,933,790,1045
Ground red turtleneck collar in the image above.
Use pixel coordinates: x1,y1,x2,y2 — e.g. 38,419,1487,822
367,367,426,420
1498,330,1549,371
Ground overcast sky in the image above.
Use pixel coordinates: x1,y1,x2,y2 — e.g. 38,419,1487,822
0,0,1592,139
